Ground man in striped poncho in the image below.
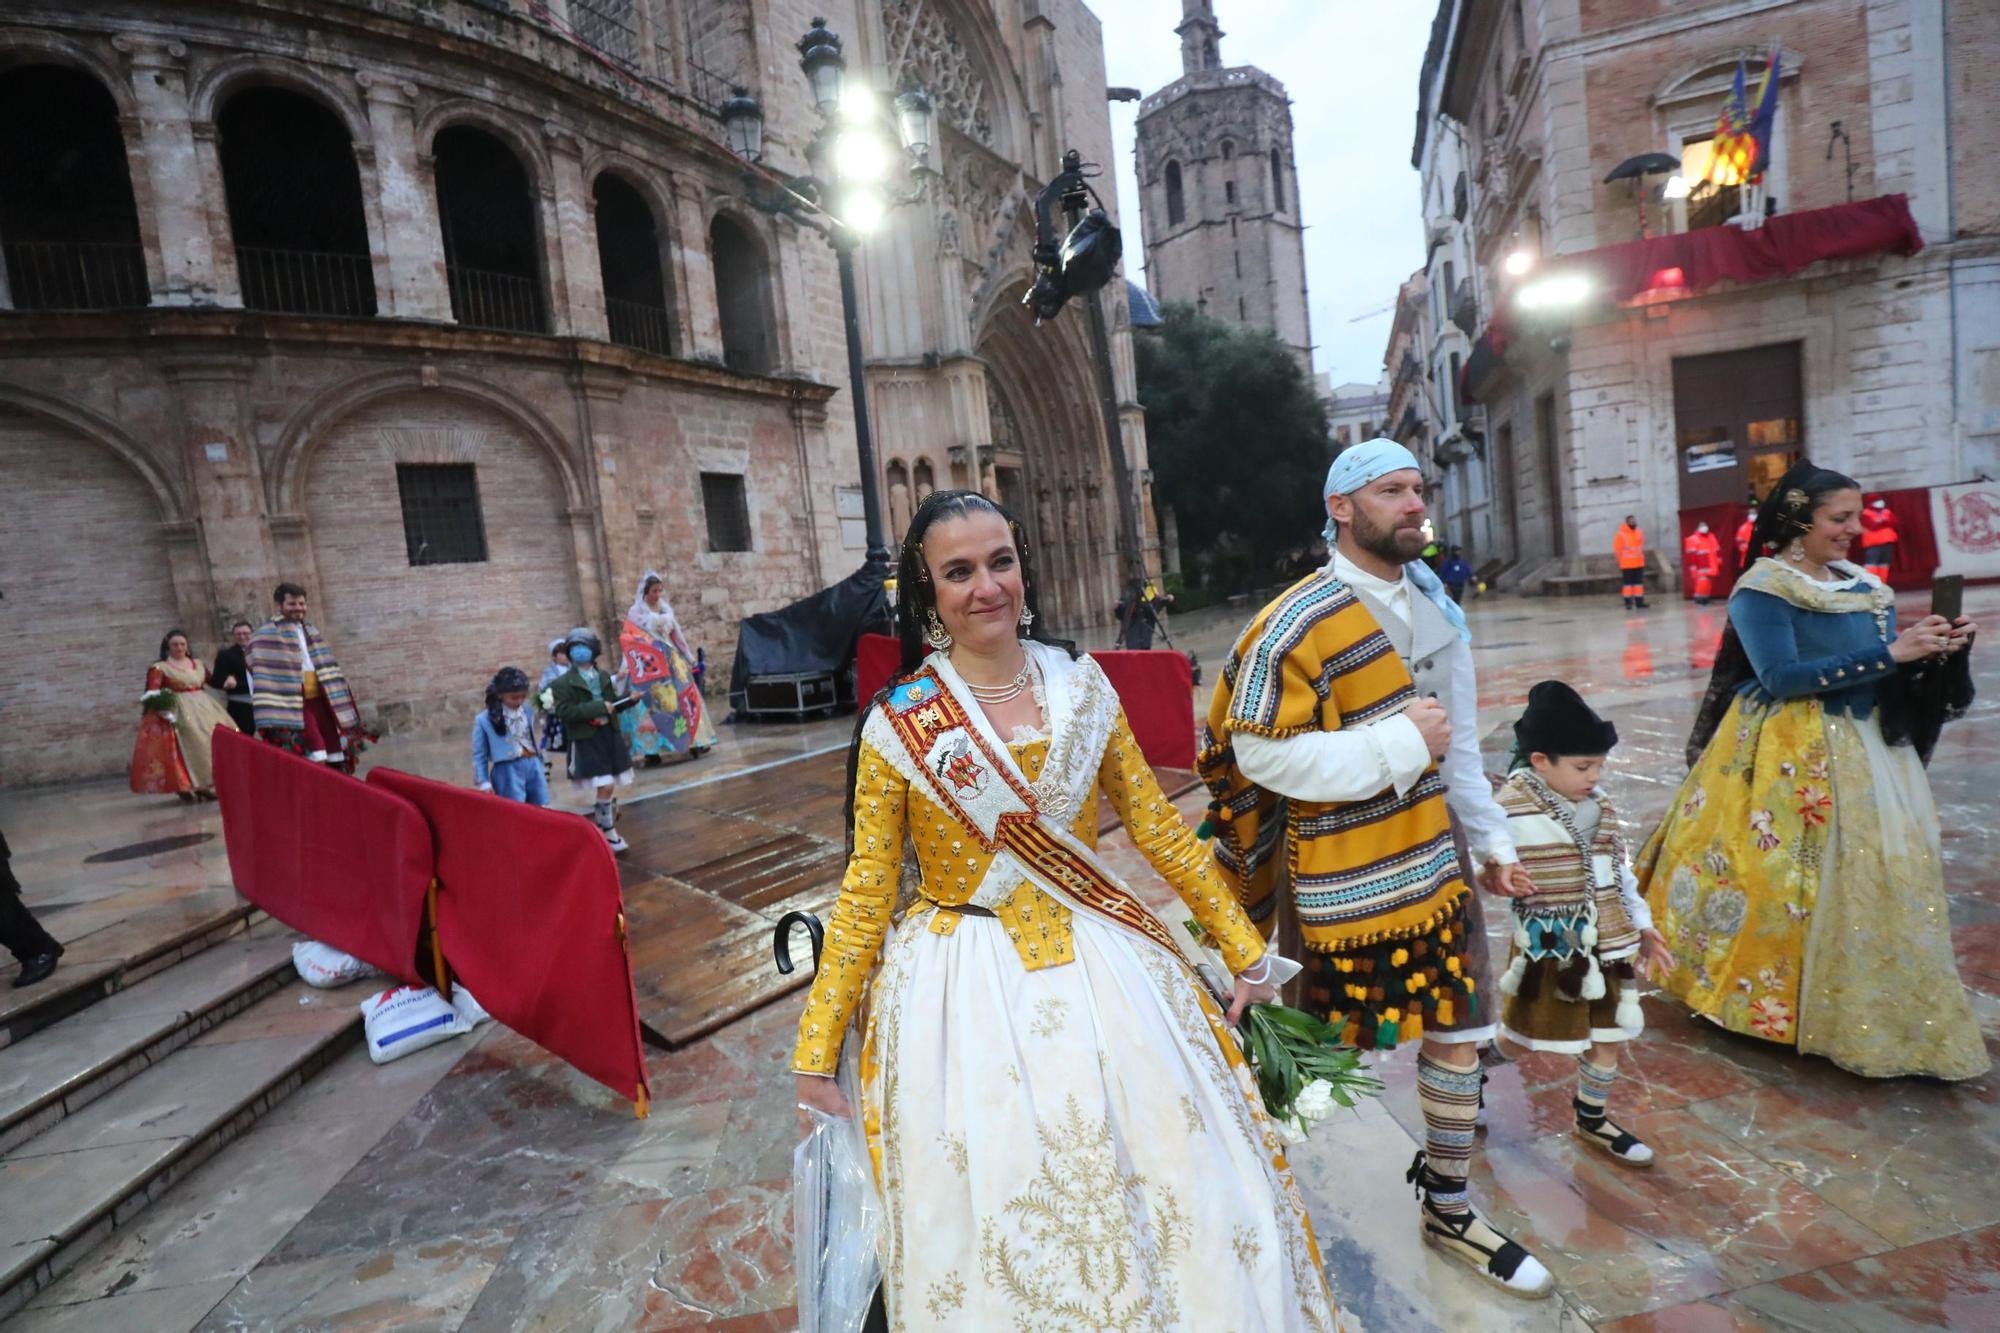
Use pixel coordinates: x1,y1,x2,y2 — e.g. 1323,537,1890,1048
248,583,369,773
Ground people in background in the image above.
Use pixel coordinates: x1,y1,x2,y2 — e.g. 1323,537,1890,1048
1859,494,1899,582
1683,523,1722,605
545,629,635,852
0,829,61,988
248,584,369,772
473,666,548,807
208,620,256,734
1440,547,1475,603
1614,516,1648,610
130,629,238,802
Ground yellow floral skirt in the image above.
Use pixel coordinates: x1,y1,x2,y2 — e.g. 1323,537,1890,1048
1637,695,1987,1081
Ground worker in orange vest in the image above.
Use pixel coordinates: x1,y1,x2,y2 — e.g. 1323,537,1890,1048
1683,522,1723,605
1614,515,1648,610
1735,506,1758,570
1859,495,1899,582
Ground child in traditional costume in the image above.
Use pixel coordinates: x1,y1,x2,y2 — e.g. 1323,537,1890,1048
537,639,569,756
472,667,548,807
544,629,635,852
1494,681,1672,1168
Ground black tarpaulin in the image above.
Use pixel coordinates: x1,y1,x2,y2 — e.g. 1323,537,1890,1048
727,562,892,713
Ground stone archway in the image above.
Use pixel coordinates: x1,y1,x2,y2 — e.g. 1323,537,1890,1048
0,406,179,784
975,298,1118,634
300,390,583,731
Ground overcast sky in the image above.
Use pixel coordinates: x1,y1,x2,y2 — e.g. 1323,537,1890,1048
1087,0,1437,389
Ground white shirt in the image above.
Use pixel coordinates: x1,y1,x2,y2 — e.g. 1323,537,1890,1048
290,622,314,673
1233,552,1519,870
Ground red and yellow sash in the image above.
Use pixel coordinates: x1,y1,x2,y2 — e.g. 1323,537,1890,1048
881,667,1200,977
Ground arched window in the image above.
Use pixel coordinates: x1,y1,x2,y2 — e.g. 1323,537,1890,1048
219,86,376,316
1270,149,1286,213
434,125,547,333
1220,140,1235,161
593,173,674,355
913,458,935,502
1165,161,1185,227
709,214,776,375
0,65,148,309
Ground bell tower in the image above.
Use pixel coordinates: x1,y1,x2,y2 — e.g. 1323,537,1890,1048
1178,0,1223,75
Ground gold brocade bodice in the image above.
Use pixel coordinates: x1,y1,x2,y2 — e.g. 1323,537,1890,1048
794,710,1266,1075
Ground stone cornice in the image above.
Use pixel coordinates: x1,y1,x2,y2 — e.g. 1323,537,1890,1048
0,310,836,404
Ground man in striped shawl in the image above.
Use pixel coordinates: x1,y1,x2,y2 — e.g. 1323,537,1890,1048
249,583,369,772
1201,439,1552,1300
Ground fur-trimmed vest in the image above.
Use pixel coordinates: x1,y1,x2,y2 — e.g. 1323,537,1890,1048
1495,770,1639,1003
1199,571,1466,952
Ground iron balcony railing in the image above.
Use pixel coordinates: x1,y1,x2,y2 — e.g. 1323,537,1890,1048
606,296,673,355
2,239,150,311
235,245,377,317
446,264,547,334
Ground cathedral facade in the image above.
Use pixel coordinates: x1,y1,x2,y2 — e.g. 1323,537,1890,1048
0,0,1148,786
1133,0,1311,368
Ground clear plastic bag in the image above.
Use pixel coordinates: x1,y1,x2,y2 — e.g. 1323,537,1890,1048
792,1045,882,1333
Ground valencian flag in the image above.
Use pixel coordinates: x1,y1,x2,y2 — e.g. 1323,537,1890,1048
1706,50,1781,186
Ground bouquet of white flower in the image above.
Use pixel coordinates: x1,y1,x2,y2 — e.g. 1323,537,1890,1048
140,688,177,721
1240,1002,1382,1142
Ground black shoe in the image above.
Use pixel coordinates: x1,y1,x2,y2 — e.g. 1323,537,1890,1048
1405,1152,1554,1298
14,948,61,988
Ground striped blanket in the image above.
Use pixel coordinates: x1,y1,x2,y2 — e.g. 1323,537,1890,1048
248,618,362,734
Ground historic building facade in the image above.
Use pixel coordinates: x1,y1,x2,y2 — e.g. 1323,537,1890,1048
0,0,1147,786
1132,0,1311,369
1416,0,1999,583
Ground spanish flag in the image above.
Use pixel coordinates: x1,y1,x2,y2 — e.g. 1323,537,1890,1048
1707,50,1781,187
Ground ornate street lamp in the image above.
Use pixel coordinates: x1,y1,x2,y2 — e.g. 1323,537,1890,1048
796,17,846,117
720,86,764,163
718,20,937,568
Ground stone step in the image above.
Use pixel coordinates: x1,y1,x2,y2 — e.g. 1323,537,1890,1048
0,924,300,1156
0,976,364,1318
0,898,262,1053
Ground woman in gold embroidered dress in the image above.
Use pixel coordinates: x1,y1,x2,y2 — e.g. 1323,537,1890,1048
793,491,1338,1331
1637,463,1985,1080
129,629,239,802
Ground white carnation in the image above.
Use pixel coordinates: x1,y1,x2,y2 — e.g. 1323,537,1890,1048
1294,1078,1337,1124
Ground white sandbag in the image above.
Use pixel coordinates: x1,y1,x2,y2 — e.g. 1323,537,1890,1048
292,940,378,989
360,985,462,1064
450,983,492,1030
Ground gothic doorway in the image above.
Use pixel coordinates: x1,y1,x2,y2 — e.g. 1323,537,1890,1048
975,295,1118,635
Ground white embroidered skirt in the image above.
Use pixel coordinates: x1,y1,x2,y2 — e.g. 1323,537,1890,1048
860,910,1339,1331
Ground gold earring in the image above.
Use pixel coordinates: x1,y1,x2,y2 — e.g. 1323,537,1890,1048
1787,540,1805,563
924,609,953,651
1018,603,1034,632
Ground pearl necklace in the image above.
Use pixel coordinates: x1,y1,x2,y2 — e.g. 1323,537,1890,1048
958,656,1033,705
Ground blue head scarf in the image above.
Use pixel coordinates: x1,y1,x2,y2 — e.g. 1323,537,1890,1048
1322,438,1471,645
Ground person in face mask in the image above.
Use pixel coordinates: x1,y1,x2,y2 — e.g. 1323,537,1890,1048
1858,495,1900,583
543,629,636,852
1683,522,1723,605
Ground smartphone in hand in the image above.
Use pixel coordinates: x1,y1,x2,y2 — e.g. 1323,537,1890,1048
1932,574,1964,624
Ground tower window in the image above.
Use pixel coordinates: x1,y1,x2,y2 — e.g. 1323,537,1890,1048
1225,180,1237,205
1221,139,1235,160
1270,149,1285,212
1165,160,1185,226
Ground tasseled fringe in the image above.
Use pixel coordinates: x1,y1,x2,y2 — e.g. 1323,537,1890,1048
1311,897,1479,1052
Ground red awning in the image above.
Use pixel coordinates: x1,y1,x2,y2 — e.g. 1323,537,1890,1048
1463,194,1925,401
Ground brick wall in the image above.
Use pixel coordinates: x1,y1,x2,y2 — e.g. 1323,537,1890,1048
0,410,180,786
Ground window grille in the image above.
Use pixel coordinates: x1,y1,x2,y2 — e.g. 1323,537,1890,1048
396,464,489,566
700,472,753,552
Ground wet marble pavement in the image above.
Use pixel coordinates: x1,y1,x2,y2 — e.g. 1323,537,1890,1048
9,586,2000,1331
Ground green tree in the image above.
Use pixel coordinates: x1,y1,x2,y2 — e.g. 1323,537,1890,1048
1136,303,1331,593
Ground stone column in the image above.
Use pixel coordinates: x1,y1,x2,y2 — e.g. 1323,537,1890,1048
114,36,238,307
675,186,723,359
546,127,607,340
163,356,281,628
357,72,452,321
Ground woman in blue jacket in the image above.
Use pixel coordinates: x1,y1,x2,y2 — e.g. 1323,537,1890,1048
1636,463,1982,1080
